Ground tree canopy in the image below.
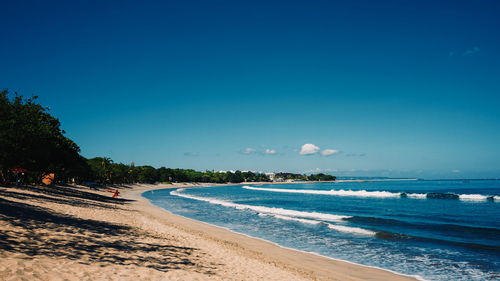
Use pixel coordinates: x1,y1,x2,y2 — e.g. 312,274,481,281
0,90,88,183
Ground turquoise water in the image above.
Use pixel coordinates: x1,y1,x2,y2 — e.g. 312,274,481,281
143,180,500,280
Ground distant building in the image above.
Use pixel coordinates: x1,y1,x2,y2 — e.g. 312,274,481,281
265,172,275,181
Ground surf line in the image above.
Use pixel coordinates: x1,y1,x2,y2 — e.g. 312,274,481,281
241,186,499,201
170,189,376,236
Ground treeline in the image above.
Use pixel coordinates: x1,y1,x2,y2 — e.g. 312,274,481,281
308,173,336,181
86,159,335,184
87,157,271,184
275,172,336,181
0,90,337,186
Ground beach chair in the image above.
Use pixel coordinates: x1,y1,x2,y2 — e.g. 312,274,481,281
105,189,120,198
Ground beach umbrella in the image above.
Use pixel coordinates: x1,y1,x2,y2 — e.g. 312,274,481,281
42,173,55,185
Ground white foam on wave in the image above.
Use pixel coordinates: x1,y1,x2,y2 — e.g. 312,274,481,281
242,186,498,202
328,189,401,198
458,194,489,201
273,214,375,236
326,224,376,236
171,189,376,236
272,214,322,225
170,189,350,222
406,193,427,199
242,185,401,198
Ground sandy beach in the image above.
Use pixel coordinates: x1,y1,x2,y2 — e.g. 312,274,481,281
0,183,418,281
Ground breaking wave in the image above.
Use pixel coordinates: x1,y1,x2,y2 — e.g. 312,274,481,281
242,186,499,201
170,189,377,236
260,214,376,235
171,189,349,222
326,223,376,236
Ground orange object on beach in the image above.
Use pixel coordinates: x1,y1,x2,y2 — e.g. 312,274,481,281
42,173,55,185
106,189,120,198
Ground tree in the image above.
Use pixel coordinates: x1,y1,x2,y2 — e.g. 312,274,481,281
110,163,132,184
87,157,113,184
307,173,336,181
0,90,87,184
137,166,158,183
157,167,171,182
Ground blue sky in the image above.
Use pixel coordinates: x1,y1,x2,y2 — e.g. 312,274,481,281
2,0,500,178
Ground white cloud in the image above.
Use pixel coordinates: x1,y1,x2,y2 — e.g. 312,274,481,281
452,169,461,173
449,47,480,57
241,148,256,154
300,143,320,155
321,149,339,156
463,47,480,56
303,167,338,173
264,149,276,155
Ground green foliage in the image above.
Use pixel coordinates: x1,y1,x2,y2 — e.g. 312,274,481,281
0,90,88,184
136,166,157,183
307,173,336,181
273,172,335,181
87,157,113,184
153,168,270,184
82,161,275,184
275,172,308,181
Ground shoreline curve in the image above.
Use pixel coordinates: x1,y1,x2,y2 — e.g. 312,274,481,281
127,183,421,281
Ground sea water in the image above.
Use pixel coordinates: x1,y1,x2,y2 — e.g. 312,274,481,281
143,180,500,280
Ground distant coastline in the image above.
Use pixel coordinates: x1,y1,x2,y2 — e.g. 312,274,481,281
334,178,418,183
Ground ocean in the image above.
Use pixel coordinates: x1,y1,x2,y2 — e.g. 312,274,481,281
143,180,500,280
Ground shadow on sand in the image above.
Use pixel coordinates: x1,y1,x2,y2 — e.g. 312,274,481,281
0,186,217,274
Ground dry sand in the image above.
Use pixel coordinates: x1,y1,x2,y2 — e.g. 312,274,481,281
0,183,418,280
